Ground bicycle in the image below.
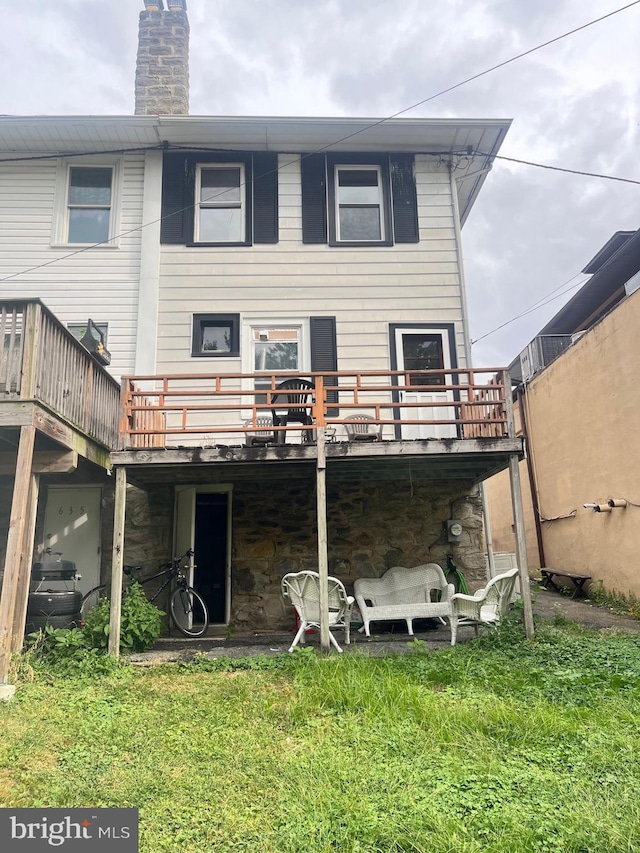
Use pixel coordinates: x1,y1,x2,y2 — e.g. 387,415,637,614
80,549,209,638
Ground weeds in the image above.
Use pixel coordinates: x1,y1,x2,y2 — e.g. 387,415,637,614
586,581,640,620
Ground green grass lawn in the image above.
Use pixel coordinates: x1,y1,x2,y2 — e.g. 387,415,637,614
2,618,640,852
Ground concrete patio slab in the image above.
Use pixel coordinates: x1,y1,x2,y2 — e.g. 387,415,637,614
127,585,640,666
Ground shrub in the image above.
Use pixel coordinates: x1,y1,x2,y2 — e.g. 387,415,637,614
83,582,163,653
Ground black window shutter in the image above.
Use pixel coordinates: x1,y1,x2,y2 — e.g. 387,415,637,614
390,154,419,243
253,152,279,244
310,316,338,416
160,153,189,244
301,155,327,244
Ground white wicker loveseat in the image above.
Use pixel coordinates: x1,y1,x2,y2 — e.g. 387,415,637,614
354,564,454,638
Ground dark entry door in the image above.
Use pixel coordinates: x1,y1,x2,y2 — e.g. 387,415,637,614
194,492,228,624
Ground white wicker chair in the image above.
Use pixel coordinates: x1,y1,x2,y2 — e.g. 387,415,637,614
281,570,354,653
450,567,518,646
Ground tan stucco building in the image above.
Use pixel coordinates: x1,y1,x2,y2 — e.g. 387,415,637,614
485,230,640,598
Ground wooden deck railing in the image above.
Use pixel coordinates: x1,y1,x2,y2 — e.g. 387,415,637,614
0,300,121,448
121,367,514,449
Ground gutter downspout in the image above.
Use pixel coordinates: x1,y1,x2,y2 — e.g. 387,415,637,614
517,384,546,568
450,165,496,577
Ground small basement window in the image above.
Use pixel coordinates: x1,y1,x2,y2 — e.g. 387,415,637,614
192,314,240,357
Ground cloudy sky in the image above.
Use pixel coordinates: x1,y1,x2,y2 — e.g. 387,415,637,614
2,0,639,366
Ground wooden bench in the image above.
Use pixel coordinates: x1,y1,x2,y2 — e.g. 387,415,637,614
540,568,591,598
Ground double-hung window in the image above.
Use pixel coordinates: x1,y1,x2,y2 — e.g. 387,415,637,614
195,164,245,243
66,167,113,244
334,165,384,242
301,153,418,246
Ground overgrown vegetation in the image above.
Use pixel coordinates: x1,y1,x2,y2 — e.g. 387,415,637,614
24,582,163,673
3,617,640,852
586,581,640,620
82,582,164,652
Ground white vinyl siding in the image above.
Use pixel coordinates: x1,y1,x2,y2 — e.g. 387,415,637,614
0,153,146,378
156,154,466,377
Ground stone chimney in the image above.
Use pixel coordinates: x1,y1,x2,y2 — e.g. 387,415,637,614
135,0,189,115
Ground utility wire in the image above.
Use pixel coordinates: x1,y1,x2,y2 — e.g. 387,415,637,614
471,275,588,345
295,0,640,151
473,151,640,186
2,0,639,285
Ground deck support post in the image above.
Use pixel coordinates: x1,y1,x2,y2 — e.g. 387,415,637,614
108,466,127,658
316,426,330,651
508,453,535,639
0,424,36,683
11,472,40,652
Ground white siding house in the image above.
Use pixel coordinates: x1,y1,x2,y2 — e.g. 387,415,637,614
0,146,148,378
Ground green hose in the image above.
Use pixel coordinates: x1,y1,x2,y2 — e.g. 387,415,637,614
446,554,470,595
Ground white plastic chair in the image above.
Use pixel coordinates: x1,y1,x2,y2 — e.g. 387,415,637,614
344,414,382,442
281,570,354,653
450,568,518,646
244,416,276,446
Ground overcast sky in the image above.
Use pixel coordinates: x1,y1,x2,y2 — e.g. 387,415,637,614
1,0,639,366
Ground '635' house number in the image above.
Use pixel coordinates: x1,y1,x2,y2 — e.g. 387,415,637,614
58,505,86,515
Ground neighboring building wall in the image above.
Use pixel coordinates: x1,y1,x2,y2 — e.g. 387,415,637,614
485,287,640,597
0,153,146,378
156,155,466,375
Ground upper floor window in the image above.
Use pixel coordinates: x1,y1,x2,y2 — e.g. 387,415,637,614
67,167,113,244
335,166,385,242
195,165,245,243
301,153,418,246
160,152,279,246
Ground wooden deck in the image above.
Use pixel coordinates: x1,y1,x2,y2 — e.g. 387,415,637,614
0,299,121,464
114,366,522,484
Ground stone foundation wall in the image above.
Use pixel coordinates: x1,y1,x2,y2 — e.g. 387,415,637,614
230,478,486,630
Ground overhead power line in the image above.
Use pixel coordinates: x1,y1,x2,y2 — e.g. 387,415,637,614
473,151,640,186
471,274,589,345
1,0,639,285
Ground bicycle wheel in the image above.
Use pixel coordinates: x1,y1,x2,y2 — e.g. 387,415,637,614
170,586,209,638
80,584,108,620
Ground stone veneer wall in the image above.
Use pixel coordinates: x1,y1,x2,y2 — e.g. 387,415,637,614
100,483,174,610
230,477,486,630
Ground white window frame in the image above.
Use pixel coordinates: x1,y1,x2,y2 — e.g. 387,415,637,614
194,163,246,244
52,158,122,248
334,164,385,243
240,317,311,401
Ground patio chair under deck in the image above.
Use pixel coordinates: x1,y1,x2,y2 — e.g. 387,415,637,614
281,570,354,653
